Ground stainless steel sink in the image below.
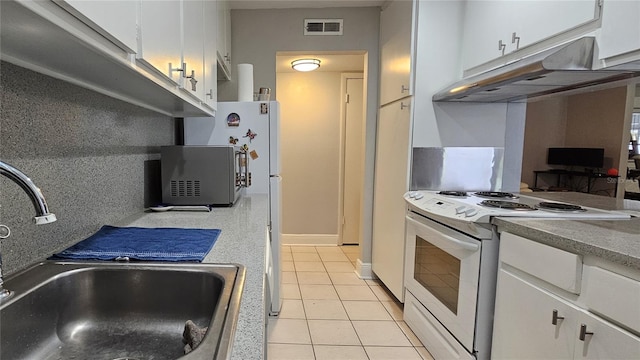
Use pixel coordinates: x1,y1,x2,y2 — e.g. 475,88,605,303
0,261,245,360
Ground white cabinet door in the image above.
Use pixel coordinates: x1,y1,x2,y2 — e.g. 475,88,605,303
573,311,640,359
182,0,204,100
61,0,138,52
462,0,599,71
371,98,412,302
379,0,413,106
217,0,231,78
461,1,513,71
139,0,182,83
492,269,576,360
202,0,217,108
512,0,598,50
598,0,640,59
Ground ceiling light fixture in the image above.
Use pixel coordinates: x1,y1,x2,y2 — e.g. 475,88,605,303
291,58,321,72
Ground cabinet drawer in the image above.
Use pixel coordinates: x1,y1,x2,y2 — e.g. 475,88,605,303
500,232,582,293
582,265,640,332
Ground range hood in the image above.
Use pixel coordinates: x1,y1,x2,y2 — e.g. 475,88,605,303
433,37,640,103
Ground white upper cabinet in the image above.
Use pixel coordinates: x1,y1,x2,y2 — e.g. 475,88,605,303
461,1,513,72
203,0,217,109
462,0,600,72
57,0,138,53
379,0,413,105
598,0,640,60
139,0,182,84
1,0,214,116
182,0,205,101
217,0,231,79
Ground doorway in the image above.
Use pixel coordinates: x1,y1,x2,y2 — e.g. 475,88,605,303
275,52,367,246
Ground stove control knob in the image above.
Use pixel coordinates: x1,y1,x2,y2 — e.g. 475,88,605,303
414,193,424,200
455,206,466,214
464,208,479,217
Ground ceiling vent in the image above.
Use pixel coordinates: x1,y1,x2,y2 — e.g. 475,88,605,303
304,19,343,36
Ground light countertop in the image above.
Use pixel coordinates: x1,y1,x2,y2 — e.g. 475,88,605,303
494,192,640,270
114,194,269,360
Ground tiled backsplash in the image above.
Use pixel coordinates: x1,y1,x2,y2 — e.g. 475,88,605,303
0,61,175,275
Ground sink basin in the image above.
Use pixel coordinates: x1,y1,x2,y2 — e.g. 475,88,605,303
0,261,245,360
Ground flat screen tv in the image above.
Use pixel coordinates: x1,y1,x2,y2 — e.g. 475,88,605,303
547,147,605,168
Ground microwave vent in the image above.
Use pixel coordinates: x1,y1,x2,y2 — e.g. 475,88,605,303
170,180,201,197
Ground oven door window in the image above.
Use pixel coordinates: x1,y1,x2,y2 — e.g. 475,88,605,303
414,235,461,314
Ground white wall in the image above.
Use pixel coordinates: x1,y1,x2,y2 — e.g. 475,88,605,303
277,71,342,238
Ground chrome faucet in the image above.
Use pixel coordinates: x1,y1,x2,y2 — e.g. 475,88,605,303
0,160,57,300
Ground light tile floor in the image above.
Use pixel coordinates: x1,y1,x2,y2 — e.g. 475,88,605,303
268,245,434,360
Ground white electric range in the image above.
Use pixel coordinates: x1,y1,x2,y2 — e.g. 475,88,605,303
402,190,630,360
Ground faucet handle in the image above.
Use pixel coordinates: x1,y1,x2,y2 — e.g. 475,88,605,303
34,213,57,225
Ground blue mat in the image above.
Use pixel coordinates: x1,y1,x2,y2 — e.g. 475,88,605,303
51,225,220,262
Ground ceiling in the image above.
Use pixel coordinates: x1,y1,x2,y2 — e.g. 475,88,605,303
229,0,385,9
276,53,365,73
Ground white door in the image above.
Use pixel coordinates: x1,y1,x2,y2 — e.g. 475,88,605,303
182,0,205,100
372,98,412,301
404,212,481,351
379,0,413,105
492,269,576,359
62,0,138,53
202,0,217,109
574,310,640,359
341,75,364,245
269,175,283,315
138,0,182,83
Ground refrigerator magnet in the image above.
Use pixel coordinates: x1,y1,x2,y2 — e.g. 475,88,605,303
226,113,240,127
250,150,259,160
229,136,238,145
243,128,257,142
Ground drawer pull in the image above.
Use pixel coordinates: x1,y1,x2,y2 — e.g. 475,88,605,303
579,324,593,341
551,309,564,325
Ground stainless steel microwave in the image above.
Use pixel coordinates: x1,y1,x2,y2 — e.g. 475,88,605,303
160,145,248,206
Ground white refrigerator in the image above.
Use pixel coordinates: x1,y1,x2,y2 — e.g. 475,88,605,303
184,101,282,316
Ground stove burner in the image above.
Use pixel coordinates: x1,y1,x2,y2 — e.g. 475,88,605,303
474,191,518,199
438,191,468,197
537,202,586,212
479,200,537,211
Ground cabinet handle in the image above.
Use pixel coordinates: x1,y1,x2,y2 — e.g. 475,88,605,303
401,85,409,93
206,89,213,99
224,53,231,62
579,324,593,341
551,309,564,325
512,32,521,50
169,62,185,76
186,71,198,91
400,102,409,110
181,62,198,91
498,40,506,56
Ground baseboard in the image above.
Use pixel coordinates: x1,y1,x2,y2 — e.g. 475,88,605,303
355,259,374,279
282,234,338,246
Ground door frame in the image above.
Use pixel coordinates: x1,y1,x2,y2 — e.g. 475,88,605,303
338,72,365,245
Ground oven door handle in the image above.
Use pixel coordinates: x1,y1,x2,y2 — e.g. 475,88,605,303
406,216,480,252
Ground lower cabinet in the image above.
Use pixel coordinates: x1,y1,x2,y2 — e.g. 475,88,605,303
493,232,640,359
492,269,576,359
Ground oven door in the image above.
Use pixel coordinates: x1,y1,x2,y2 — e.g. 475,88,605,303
404,210,481,352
